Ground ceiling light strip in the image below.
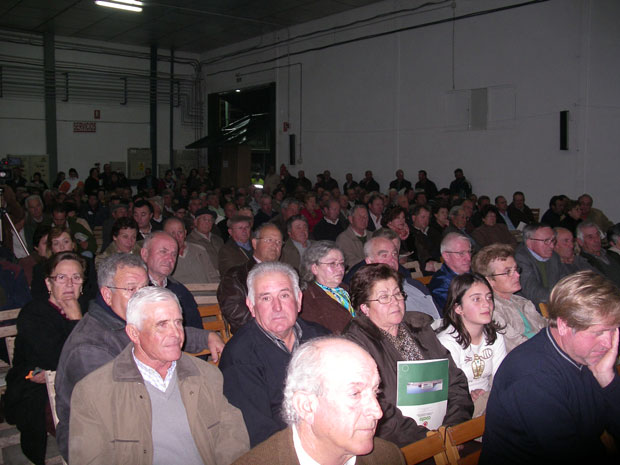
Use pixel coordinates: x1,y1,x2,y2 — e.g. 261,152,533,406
95,1,143,12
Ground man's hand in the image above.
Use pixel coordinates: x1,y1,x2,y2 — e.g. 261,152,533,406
589,327,619,388
207,331,225,363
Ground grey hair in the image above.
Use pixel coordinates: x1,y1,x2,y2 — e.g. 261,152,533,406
97,253,147,288
280,197,301,211
348,204,367,218
143,230,176,251
576,221,602,241
252,222,280,239
522,223,554,241
448,205,464,219
371,227,399,241
440,232,470,254
25,194,43,208
247,262,301,306
286,214,308,233
300,240,342,285
363,235,397,258
148,196,163,210
126,286,181,330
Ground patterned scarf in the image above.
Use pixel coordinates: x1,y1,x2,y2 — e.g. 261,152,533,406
315,281,355,317
381,324,423,361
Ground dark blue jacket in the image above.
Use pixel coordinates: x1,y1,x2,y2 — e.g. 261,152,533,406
164,277,202,329
428,263,458,314
219,318,329,447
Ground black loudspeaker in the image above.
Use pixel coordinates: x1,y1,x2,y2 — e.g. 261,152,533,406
289,134,296,165
560,111,569,150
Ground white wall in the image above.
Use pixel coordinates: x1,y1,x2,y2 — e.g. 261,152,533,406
0,36,202,180
201,0,620,221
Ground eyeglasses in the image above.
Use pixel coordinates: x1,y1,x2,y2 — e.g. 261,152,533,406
258,238,283,246
107,285,146,295
444,250,472,257
489,266,522,278
529,237,557,246
367,291,407,305
318,261,345,269
49,274,84,284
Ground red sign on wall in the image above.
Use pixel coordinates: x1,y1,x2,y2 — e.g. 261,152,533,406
73,122,96,133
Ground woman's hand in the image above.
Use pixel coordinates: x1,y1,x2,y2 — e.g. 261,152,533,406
60,298,82,320
29,371,46,384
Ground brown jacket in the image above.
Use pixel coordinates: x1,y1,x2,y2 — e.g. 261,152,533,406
232,426,405,465
301,281,351,334
336,225,367,269
343,312,473,447
69,345,249,465
217,238,252,276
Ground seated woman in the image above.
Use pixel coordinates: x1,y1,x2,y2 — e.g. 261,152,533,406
382,206,415,261
436,273,507,417
559,199,582,236
300,192,323,233
300,241,352,333
471,205,517,248
4,252,86,465
472,244,547,352
18,224,50,287
343,264,473,448
430,204,450,232
31,226,97,309
95,217,141,267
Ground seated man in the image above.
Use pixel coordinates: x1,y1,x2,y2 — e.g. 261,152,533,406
579,194,613,234
336,205,370,269
218,215,253,276
607,224,620,259
141,231,203,329
280,215,311,271
69,287,249,464
577,222,620,286
494,195,516,230
217,223,283,334
507,191,535,228
186,207,223,273
234,337,405,464
55,253,223,460
254,194,277,230
219,262,329,447
429,233,472,312
164,217,219,284
312,199,345,241
472,244,547,352
514,223,569,308
481,271,620,464
443,205,479,252
553,226,594,273
540,195,565,228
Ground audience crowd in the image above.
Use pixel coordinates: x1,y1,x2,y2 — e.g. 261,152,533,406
0,162,618,464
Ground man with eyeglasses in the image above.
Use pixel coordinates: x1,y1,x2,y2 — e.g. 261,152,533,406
363,236,440,320
429,233,473,313
54,253,224,461
515,223,570,309
218,223,284,334
219,262,329,447
473,244,547,352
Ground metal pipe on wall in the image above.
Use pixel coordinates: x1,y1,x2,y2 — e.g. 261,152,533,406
43,31,58,177
150,45,157,175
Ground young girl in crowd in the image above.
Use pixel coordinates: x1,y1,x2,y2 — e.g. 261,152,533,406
436,272,507,416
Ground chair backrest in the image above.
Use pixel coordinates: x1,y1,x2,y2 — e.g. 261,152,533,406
45,370,59,427
539,302,549,318
416,275,433,286
185,283,219,293
188,304,230,363
444,415,485,465
194,294,218,305
404,261,423,279
5,336,16,366
401,429,448,465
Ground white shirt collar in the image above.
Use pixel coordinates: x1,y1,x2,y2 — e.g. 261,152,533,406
132,347,177,392
292,424,356,465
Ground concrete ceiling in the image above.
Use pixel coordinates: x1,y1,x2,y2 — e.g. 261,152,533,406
0,0,383,53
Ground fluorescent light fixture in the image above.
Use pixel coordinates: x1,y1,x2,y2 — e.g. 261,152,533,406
95,0,143,12
235,89,241,93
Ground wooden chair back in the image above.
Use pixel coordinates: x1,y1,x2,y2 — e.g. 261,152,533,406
444,415,485,465
401,429,448,465
416,275,433,286
539,302,549,318
188,304,230,363
6,336,16,366
45,370,59,427
403,261,423,279
185,283,219,293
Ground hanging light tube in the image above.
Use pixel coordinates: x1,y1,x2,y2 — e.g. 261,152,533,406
95,0,143,12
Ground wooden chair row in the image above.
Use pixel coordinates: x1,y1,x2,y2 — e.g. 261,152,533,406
401,415,485,465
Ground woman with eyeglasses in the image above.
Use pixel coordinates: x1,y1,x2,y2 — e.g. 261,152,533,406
472,244,547,353
30,226,98,309
4,251,86,464
300,241,352,333
343,264,473,448
436,273,507,417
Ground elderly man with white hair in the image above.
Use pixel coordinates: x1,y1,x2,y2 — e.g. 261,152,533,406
219,262,329,447
429,232,472,313
69,286,249,465
577,221,620,286
232,337,405,464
